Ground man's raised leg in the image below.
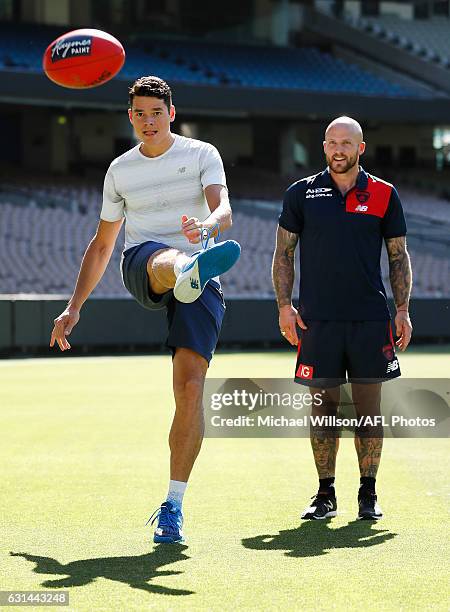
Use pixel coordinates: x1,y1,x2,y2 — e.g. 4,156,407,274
146,240,240,304
146,248,189,294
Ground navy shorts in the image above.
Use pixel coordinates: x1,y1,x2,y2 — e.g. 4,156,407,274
121,241,226,363
294,320,401,388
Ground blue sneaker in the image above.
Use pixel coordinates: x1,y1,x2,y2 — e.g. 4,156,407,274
174,227,241,303
147,501,185,543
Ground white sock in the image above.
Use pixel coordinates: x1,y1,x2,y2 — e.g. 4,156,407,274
166,480,187,510
173,258,183,277
174,254,191,277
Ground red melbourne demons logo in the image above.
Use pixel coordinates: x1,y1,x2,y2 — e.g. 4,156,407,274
346,178,392,217
382,344,394,361
356,191,370,204
296,363,314,379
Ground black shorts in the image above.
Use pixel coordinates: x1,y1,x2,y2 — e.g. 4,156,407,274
294,320,401,388
121,240,226,363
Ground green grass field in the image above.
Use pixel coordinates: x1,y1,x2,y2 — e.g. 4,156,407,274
1,348,449,611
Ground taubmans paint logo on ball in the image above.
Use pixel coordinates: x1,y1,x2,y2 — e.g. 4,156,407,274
51,36,92,62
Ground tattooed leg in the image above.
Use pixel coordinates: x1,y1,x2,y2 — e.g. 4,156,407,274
309,386,341,479
352,383,383,478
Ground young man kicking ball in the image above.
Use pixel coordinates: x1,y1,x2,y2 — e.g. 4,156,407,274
50,76,240,543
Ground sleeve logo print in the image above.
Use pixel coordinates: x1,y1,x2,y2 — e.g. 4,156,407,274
305,188,333,199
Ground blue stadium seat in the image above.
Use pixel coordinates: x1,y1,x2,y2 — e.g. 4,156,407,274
0,22,422,97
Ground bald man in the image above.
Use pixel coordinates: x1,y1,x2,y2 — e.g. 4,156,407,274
272,115,413,520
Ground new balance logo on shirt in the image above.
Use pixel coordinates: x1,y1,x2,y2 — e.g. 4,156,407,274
190,278,199,289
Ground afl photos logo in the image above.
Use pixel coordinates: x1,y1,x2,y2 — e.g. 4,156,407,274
296,363,314,379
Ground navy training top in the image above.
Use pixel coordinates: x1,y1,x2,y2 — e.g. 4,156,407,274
278,167,407,321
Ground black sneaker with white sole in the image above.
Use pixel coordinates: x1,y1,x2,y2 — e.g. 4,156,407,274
301,491,337,520
358,492,383,520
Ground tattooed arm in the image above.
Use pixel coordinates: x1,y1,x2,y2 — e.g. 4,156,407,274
272,226,298,308
385,236,413,351
272,226,306,345
385,236,412,309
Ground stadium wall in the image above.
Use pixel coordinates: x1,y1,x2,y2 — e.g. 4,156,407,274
2,71,450,123
0,297,449,355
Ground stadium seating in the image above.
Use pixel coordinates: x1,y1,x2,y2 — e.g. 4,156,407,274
0,22,420,97
1,178,449,298
133,38,416,96
343,15,450,68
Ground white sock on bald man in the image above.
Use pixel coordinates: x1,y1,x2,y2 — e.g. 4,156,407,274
166,479,187,510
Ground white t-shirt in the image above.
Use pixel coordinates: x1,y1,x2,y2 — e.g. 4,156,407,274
100,134,227,253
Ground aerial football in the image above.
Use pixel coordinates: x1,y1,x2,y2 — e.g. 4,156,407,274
42,28,125,89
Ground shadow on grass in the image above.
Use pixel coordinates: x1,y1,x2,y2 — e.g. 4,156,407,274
242,519,397,558
10,545,194,596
